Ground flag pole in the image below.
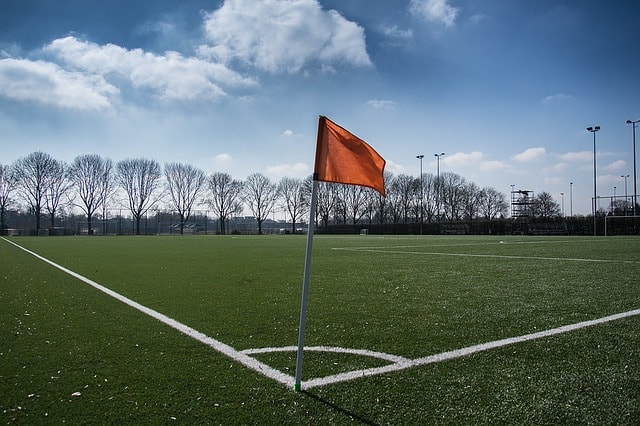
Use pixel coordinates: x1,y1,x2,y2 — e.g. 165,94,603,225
294,176,319,392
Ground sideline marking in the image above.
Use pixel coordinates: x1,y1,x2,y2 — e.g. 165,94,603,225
4,237,639,391
2,237,293,387
333,247,640,264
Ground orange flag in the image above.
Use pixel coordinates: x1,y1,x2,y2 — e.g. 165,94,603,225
314,116,386,196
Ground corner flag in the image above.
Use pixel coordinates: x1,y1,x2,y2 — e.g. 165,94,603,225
294,116,386,392
315,116,386,196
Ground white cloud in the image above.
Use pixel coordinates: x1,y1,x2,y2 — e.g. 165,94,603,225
384,159,405,175
603,160,626,172
199,0,372,73
544,177,563,185
559,151,592,162
541,92,574,104
378,24,413,40
366,99,397,110
265,162,310,179
0,57,118,110
469,14,486,24
44,36,257,101
513,147,546,162
215,153,233,162
479,160,507,171
282,129,304,137
409,0,459,27
442,151,484,168
549,162,569,173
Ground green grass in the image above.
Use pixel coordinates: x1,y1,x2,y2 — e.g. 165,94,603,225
1,235,639,424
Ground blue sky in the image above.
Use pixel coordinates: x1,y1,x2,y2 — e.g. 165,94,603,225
1,0,639,216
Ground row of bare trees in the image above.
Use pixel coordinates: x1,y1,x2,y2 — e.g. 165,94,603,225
2,151,518,235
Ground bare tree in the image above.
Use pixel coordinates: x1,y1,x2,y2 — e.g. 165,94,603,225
243,173,277,234
12,151,60,233
98,159,116,234
165,163,206,234
461,182,482,220
343,184,368,229
315,182,338,226
479,187,508,220
533,191,561,218
116,158,162,235
278,176,309,233
389,174,418,223
371,171,393,224
440,172,467,221
206,172,244,234
67,154,112,234
43,158,68,231
0,164,17,235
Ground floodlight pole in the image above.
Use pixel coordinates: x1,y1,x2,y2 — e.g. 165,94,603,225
434,153,445,221
587,126,600,236
627,119,639,221
416,155,424,234
570,182,573,218
622,174,629,216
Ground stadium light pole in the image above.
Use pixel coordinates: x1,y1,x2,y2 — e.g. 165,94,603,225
416,155,424,235
613,187,617,215
560,192,565,217
627,119,639,218
587,126,600,236
434,153,445,221
570,182,573,217
622,174,629,216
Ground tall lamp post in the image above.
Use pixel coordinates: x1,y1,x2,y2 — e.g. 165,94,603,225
626,119,639,218
434,152,445,221
622,174,629,216
560,192,565,217
416,155,424,235
570,182,573,217
587,126,600,235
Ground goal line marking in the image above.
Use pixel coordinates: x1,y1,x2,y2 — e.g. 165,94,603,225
4,237,639,391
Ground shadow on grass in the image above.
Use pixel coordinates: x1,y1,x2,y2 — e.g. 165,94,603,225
303,391,377,425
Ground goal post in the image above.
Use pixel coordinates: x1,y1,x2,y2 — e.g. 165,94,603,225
604,215,639,236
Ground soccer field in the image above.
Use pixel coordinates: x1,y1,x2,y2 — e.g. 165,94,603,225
1,235,638,424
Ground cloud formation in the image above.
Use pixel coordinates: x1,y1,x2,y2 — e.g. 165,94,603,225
409,0,459,27
0,57,118,110
265,162,310,179
541,92,574,104
215,153,233,163
513,147,546,162
559,151,592,162
199,0,372,73
45,36,256,100
366,99,397,110
603,160,626,172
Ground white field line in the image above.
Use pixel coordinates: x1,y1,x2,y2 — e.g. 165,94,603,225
333,247,640,264
4,237,639,391
302,308,640,389
242,345,412,364
2,238,294,387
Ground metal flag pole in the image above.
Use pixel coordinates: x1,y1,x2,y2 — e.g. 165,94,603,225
294,177,319,392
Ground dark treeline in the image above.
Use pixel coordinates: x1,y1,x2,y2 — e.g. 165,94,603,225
1,151,582,236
